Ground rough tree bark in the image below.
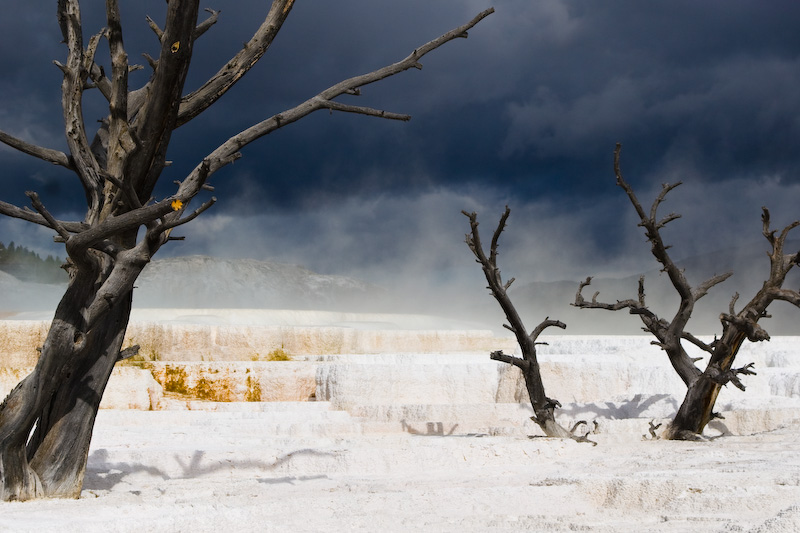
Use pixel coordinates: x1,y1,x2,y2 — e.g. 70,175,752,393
0,1,494,500
463,208,593,442
574,143,800,440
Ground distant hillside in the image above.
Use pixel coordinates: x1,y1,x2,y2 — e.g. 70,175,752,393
512,242,800,336
133,255,387,311
1,255,388,313
2,248,797,336
0,242,66,283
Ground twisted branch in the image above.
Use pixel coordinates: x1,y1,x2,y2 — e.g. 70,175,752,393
25,192,71,242
0,131,74,169
186,8,495,182
177,0,296,127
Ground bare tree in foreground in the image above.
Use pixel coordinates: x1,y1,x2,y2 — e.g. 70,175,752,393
575,144,800,440
0,1,493,500
463,208,594,442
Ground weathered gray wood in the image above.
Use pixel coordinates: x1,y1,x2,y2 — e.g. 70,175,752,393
575,144,800,440
0,1,493,500
463,208,592,441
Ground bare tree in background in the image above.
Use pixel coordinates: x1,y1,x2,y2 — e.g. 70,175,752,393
0,0,494,500
574,143,800,440
463,208,594,442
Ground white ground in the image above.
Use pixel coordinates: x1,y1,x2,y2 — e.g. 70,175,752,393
1,406,799,532
1,312,800,532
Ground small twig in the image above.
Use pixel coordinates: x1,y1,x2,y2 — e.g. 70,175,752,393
26,191,72,241
117,344,141,362
0,130,74,169
102,171,143,210
194,8,220,39
643,420,662,440
571,420,598,446
155,196,217,236
530,318,566,343
705,362,757,391
145,15,164,41
489,206,511,267
489,349,529,371
319,100,410,121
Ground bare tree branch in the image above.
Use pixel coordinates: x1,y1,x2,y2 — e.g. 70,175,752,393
612,144,709,344
576,146,728,394
574,276,643,312
59,0,105,218
530,318,566,343
82,28,106,80
650,182,682,223
193,8,220,40
656,212,681,230
585,146,800,438
101,171,142,210
185,8,495,182
66,196,180,262
87,62,112,101
680,332,715,355
719,312,771,342
177,0,296,127
25,192,72,242
490,206,510,268
0,1,496,501
692,271,734,301
128,0,201,199
319,100,410,121
463,207,575,439
706,362,757,391
0,130,74,169
645,420,662,440
729,292,740,315
117,344,140,362
100,0,138,222
489,350,528,371
153,196,217,237
771,288,800,307
145,15,164,42
0,199,86,233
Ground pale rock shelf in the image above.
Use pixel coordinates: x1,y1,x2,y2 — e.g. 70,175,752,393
2,310,800,437
0,308,515,365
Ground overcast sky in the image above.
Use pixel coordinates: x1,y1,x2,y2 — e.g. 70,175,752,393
2,1,800,297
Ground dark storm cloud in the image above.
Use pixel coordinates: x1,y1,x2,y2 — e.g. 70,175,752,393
2,1,800,291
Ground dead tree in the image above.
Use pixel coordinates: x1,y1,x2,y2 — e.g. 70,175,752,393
463,208,594,441
0,1,494,501
574,143,800,440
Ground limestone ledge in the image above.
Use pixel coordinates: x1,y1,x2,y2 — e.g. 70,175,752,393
0,362,318,410
0,319,515,366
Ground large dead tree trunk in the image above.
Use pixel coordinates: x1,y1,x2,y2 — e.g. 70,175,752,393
463,208,593,442
0,258,132,499
0,0,493,500
574,144,800,440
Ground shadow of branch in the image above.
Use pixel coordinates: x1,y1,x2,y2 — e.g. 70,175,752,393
557,394,678,420
84,447,339,491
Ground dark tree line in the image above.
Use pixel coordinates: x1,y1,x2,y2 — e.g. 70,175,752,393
0,242,67,283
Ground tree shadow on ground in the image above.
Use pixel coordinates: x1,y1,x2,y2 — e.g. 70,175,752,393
556,393,679,420
84,449,169,490
84,447,338,491
257,475,329,485
401,420,460,436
